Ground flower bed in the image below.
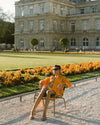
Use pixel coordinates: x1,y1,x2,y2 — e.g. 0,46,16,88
0,61,100,88
31,61,100,76
0,70,39,88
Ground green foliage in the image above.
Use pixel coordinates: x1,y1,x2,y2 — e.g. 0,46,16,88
59,38,69,47
0,8,14,44
30,38,39,46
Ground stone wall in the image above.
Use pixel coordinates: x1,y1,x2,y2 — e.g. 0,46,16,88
15,0,100,51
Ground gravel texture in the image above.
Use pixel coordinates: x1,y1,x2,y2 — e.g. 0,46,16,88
0,79,100,125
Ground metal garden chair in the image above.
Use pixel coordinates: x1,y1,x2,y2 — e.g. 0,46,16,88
34,83,68,116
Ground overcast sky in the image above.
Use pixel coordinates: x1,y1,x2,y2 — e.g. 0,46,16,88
0,0,19,16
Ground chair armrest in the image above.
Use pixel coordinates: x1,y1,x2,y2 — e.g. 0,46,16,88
60,83,68,96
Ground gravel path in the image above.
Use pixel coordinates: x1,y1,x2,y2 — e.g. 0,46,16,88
0,79,100,125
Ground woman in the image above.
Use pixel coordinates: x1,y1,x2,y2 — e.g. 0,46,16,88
29,65,72,121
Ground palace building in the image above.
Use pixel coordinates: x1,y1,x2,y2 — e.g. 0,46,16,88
15,0,100,51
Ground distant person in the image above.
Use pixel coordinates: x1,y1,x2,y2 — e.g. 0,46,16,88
76,47,79,52
80,46,82,52
64,48,69,52
34,47,37,51
83,47,85,52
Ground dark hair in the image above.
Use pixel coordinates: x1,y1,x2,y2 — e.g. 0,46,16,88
53,65,61,70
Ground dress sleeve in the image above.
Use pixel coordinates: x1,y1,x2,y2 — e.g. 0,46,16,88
39,77,50,87
62,76,72,88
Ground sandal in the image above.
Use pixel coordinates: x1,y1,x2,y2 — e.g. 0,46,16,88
41,116,47,121
29,115,34,120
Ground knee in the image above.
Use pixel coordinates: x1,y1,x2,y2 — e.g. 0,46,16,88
46,90,52,95
41,86,48,92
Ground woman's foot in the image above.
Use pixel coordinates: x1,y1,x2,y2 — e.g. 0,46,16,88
41,116,47,121
29,115,34,120
29,112,35,120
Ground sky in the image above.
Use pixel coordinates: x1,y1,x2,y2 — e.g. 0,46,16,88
0,0,19,16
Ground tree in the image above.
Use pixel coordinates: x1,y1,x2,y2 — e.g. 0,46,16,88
30,38,39,50
0,8,14,45
4,22,14,45
59,38,69,50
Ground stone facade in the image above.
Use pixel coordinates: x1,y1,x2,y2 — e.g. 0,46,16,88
15,0,100,51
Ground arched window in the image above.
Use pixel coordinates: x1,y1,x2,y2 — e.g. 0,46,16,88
40,39,44,46
96,37,100,49
83,38,88,48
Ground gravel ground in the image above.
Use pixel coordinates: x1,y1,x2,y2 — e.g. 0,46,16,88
0,79,100,125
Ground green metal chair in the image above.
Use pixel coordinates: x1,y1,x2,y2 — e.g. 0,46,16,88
34,84,68,116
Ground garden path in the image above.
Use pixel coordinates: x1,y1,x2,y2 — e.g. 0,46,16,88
0,79,100,125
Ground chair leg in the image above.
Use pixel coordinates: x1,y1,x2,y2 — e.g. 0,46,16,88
53,99,55,116
62,97,66,109
34,94,36,102
43,99,45,105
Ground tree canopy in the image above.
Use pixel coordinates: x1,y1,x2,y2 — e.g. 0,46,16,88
59,38,69,47
30,38,39,46
0,8,14,45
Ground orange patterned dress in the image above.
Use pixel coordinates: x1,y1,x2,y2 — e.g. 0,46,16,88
39,75,72,95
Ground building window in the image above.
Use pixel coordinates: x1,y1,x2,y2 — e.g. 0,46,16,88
96,37,100,46
20,22,24,33
71,38,76,47
61,7,63,15
40,20,44,31
20,40,24,49
40,5,44,14
30,6,33,15
92,7,96,13
29,21,33,32
61,23,64,32
83,38,88,47
53,21,57,31
71,23,75,32
68,8,70,15
20,7,24,16
83,21,88,30
53,40,57,47
97,20,100,30
53,5,56,14
80,8,84,14
40,39,44,46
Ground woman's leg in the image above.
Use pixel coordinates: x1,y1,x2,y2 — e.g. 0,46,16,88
41,90,56,121
29,86,48,119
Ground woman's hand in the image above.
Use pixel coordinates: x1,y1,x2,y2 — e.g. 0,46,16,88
57,83,66,88
39,81,43,89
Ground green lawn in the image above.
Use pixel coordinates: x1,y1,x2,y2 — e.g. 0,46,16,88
0,52,100,71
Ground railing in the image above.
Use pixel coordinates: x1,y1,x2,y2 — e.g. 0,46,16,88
66,10,100,17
